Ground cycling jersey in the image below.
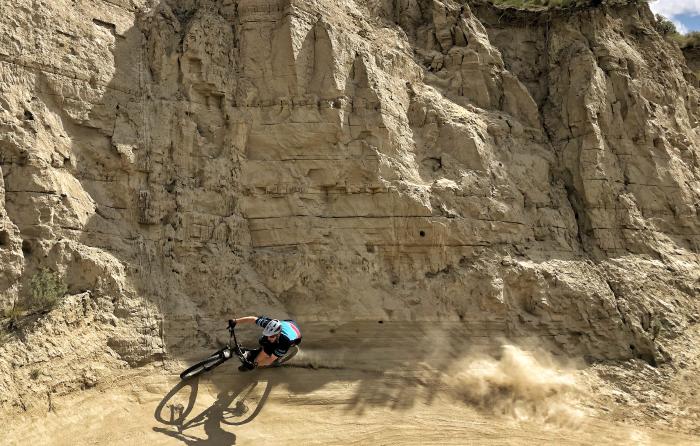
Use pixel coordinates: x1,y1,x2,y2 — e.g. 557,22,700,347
256,316,302,358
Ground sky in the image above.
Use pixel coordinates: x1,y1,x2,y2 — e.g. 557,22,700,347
650,0,700,33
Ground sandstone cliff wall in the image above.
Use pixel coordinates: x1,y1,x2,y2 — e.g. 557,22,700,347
0,0,698,411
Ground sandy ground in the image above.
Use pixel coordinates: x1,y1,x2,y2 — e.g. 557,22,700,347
2,323,699,445
2,365,698,446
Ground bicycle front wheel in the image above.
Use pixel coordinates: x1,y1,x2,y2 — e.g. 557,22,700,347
180,351,227,380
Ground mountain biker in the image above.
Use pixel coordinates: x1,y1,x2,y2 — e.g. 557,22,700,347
228,316,302,372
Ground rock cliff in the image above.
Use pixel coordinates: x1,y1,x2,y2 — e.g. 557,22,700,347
0,0,698,412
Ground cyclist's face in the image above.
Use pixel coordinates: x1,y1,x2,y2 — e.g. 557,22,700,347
267,334,279,342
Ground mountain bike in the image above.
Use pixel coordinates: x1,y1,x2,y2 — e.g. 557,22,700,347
179,321,299,380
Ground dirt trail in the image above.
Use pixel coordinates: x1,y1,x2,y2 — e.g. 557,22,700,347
2,366,697,446
3,324,699,445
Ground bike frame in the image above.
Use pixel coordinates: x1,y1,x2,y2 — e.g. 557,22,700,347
228,325,252,365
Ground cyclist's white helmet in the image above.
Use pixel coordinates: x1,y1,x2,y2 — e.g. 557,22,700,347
263,319,283,337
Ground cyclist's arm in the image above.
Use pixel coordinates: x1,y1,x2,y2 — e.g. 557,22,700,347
232,316,257,325
254,351,279,367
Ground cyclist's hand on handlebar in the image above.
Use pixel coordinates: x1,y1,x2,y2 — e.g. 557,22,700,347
228,319,237,329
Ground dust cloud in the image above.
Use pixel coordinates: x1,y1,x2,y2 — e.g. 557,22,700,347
292,348,349,370
290,339,586,429
444,345,586,427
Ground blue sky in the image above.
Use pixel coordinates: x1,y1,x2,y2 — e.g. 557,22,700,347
651,0,700,33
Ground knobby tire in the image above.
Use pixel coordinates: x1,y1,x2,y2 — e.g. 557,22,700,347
180,352,227,380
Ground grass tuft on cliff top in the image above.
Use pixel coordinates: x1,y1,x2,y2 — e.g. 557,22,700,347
673,32,700,49
484,0,647,10
484,0,699,57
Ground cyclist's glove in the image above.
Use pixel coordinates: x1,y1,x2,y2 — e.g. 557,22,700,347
228,319,237,329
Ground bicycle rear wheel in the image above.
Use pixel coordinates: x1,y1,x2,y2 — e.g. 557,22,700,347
180,350,228,380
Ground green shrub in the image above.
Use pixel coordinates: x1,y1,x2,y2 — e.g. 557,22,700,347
2,304,24,327
655,14,678,35
29,268,67,311
0,269,67,335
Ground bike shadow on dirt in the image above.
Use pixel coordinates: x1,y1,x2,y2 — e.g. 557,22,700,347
153,371,271,445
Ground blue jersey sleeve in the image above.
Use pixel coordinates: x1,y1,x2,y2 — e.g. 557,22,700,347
255,316,272,328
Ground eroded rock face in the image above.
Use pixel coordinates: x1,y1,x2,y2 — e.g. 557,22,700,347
0,0,698,410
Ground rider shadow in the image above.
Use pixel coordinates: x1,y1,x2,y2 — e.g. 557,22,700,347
153,373,271,445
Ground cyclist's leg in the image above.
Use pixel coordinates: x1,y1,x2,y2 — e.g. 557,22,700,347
238,337,273,371
238,347,260,371
245,347,262,362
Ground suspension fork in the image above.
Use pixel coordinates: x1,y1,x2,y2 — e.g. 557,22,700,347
230,326,242,354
